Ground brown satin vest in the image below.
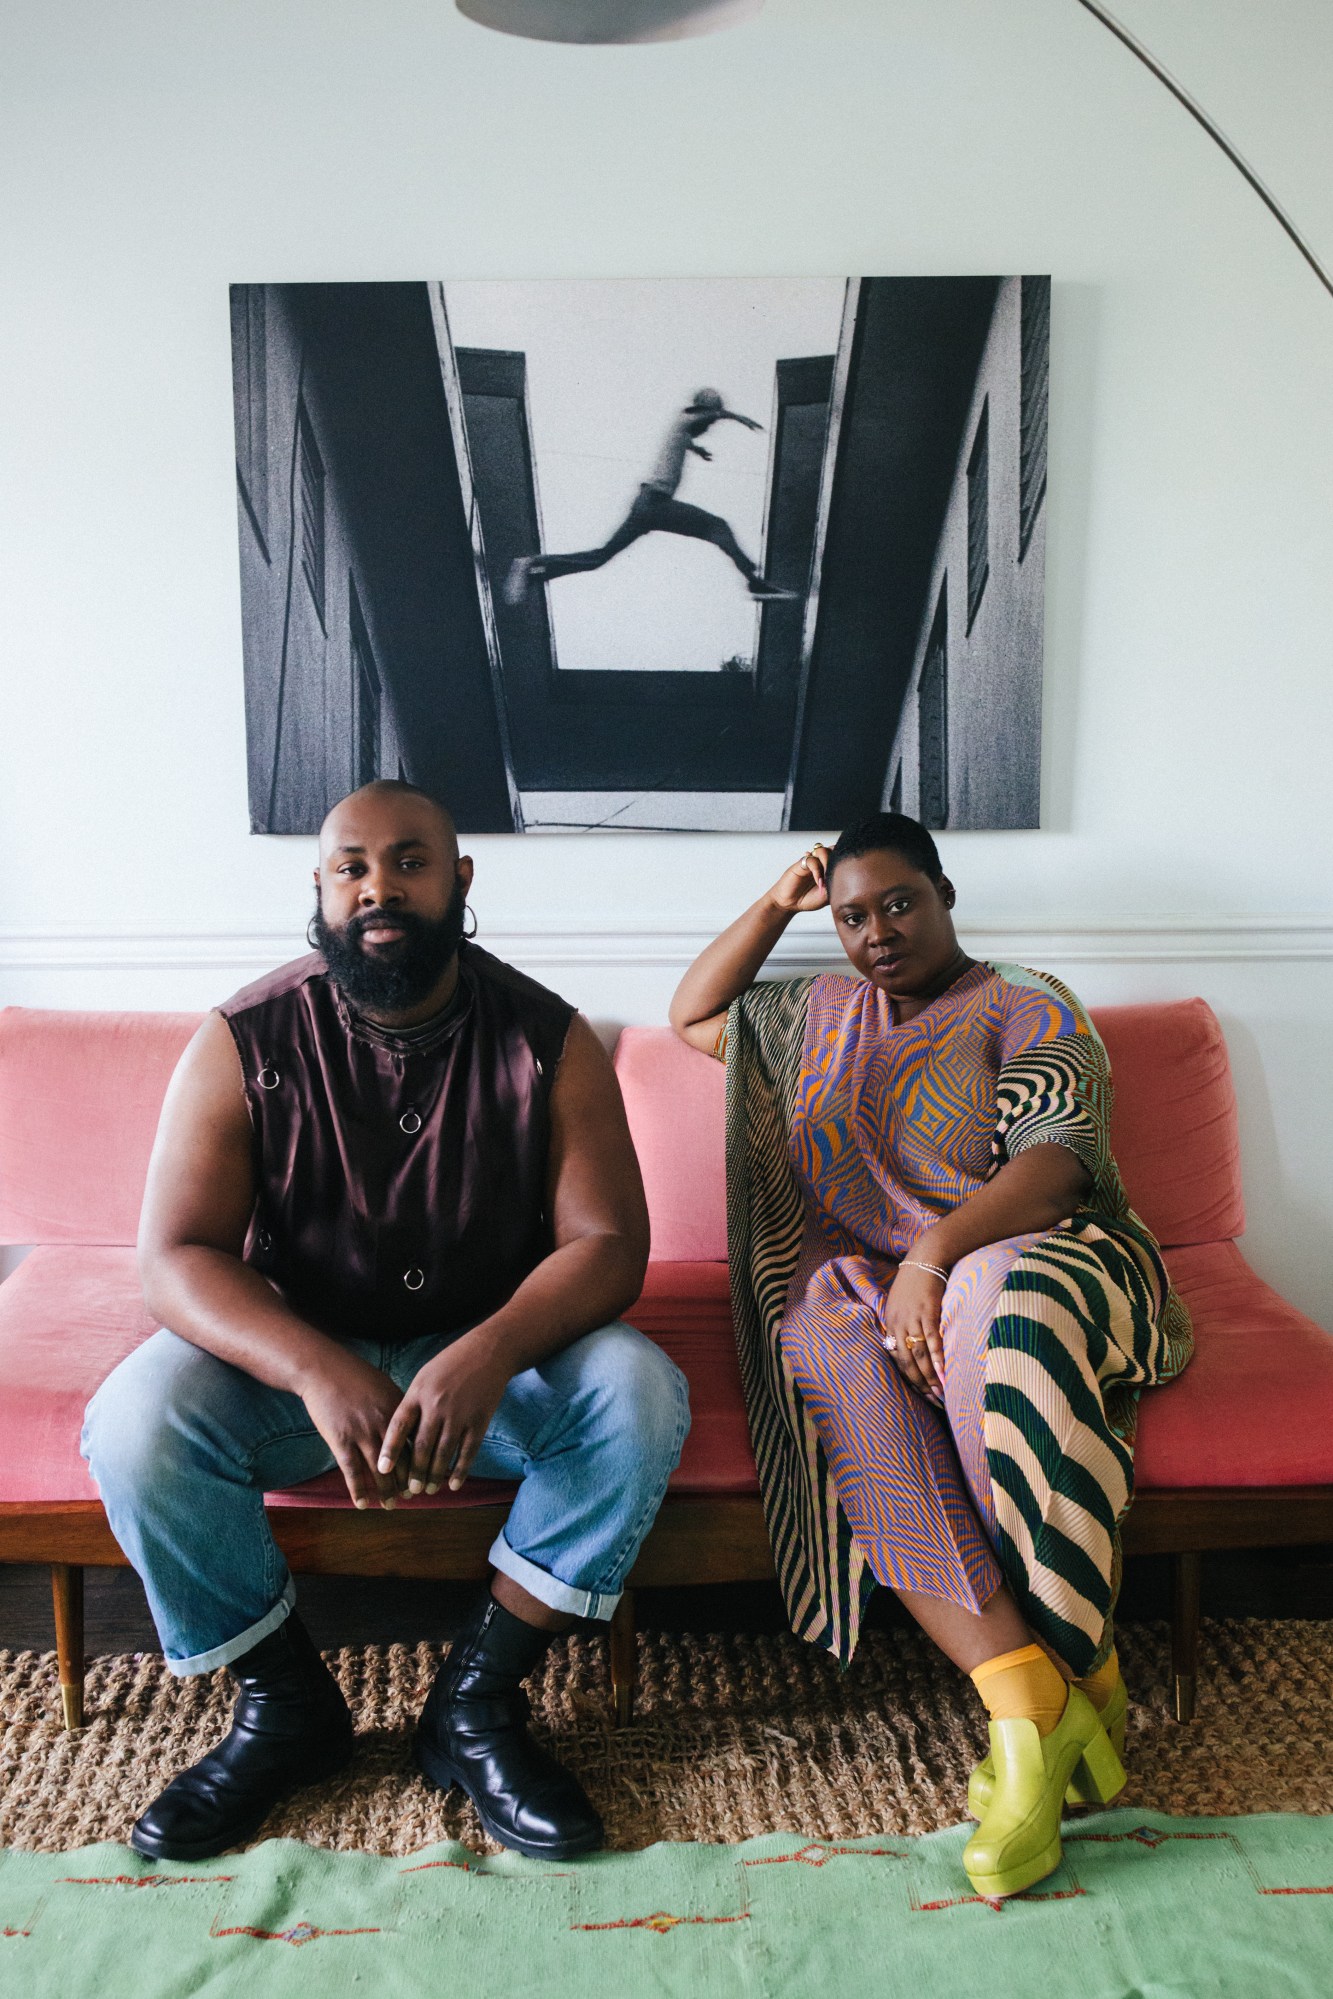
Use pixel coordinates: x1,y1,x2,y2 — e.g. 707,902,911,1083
220,943,575,1343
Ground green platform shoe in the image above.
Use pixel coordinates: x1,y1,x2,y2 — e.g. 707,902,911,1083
966,1672,1128,1819
962,1686,1126,1901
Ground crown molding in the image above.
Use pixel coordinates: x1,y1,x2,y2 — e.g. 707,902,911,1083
1,916,1331,977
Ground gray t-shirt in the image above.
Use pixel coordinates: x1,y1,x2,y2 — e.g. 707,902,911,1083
645,413,695,495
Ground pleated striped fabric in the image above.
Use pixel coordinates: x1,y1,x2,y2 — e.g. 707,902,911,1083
780,1251,1004,1610
721,963,1193,1674
723,975,872,1660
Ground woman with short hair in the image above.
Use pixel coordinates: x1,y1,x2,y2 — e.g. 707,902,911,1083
670,813,1191,1899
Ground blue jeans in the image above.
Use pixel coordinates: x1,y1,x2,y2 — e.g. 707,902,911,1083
81,1321,689,1676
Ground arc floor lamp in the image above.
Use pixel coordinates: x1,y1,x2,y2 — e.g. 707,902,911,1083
456,0,1330,304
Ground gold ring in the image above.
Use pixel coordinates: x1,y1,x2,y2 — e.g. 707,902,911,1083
904,1334,925,1349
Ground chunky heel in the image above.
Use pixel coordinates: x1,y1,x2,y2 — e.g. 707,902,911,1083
1106,1706,1126,1760
1066,1678,1128,1805
1073,1721,1126,1805
971,1675,1130,1816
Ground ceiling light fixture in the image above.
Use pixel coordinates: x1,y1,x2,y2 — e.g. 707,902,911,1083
456,0,763,44
459,0,1329,304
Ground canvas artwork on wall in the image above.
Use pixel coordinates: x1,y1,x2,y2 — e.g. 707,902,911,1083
229,276,1048,835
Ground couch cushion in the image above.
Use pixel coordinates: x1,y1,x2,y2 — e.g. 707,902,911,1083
1136,1241,1333,1487
0,1247,153,1501
0,1247,758,1509
1094,1000,1244,1248
8,1240,1333,1521
262,1468,519,1510
0,1009,202,1246
626,1260,759,1494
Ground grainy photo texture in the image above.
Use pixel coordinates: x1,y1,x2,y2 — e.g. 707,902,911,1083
230,277,1048,834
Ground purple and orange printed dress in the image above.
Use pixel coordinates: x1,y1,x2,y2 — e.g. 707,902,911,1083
719,962,1192,1674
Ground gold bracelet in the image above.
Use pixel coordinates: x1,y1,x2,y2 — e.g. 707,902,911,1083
902,1258,950,1283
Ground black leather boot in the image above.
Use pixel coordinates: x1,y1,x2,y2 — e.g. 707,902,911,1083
414,1594,603,1860
130,1615,355,1861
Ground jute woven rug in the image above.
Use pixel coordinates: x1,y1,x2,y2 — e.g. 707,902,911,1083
3,1618,1332,1855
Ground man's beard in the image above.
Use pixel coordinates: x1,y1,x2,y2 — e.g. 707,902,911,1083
312,880,468,1016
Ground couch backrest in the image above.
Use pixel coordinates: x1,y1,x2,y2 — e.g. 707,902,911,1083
0,995,1244,1255
614,1027,730,1261
615,996,1244,1259
0,1008,203,1245
1094,999,1244,1245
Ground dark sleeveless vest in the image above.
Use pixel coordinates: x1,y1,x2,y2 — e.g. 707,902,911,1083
220,942,575,1344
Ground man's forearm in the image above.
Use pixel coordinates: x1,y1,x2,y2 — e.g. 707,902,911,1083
463,1233,646,1378
140,1245,347,1396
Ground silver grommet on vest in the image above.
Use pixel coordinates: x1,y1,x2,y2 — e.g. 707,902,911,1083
257,1065,280,1090
399,1109,422,1135
404,1267,425,1292
257,1230,273,1252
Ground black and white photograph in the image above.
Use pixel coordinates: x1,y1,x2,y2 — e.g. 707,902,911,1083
230,275,1049,835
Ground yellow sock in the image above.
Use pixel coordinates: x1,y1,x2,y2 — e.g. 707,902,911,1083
1076,1646,1120,1713
970,1643,1069,1738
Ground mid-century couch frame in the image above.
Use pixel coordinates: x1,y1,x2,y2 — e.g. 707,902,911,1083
9,1484,1332,1733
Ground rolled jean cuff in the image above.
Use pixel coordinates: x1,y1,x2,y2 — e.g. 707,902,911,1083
488,1534,620,1623
166,1577,296,1678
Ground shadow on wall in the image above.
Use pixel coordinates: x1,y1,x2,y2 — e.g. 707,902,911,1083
1216,1009,1330,1296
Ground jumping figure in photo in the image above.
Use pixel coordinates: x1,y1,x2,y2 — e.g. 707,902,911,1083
505,388,799,605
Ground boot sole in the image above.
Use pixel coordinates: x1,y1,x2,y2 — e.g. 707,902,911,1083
966,1832,1064,1901
129,1736,355,1863
413,1736,603,1862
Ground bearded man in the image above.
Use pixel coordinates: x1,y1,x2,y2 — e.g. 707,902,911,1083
82,781,687,1862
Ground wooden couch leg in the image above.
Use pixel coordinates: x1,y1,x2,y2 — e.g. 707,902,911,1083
1171,1551,1201,1724
609,1589,637,1729
51,1563,86,1730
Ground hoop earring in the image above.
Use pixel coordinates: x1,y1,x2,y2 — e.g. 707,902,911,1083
463,902,478,940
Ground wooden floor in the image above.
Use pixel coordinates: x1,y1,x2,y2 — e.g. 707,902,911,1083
3,1548,1333,1656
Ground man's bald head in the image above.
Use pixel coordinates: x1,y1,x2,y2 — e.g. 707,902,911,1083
318,781,458,865
312,782,474,1024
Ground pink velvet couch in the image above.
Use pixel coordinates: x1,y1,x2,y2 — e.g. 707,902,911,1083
2,999,1332,1732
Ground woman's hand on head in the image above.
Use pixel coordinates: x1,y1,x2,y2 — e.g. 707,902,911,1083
880,1262,947,1404
769,842,831,915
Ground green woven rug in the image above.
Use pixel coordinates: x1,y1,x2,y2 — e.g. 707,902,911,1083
3,1811,1332,1997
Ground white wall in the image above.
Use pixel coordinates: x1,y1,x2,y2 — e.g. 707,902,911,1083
3,0,1332,1325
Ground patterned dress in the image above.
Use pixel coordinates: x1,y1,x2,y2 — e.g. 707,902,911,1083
720,962,1192,1675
